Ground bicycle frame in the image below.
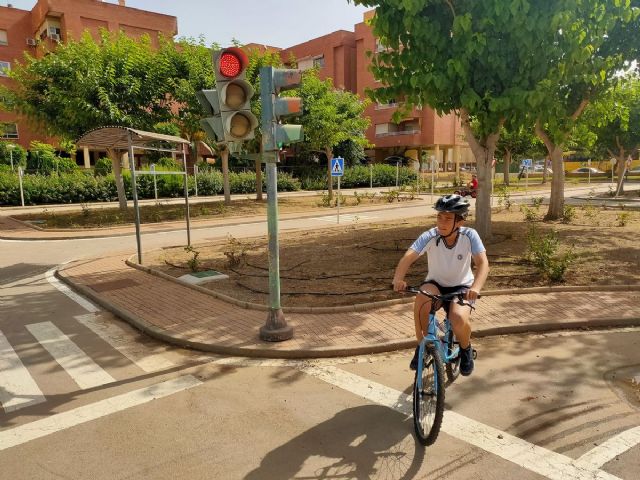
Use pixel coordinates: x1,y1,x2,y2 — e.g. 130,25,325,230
415,312,459,391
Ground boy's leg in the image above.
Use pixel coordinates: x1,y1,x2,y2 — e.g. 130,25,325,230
410,283,440,370
448,302,474,376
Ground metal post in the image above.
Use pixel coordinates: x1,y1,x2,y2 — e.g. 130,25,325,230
369,163,373,189
151,164,158,200
128,133,143,264
259,66,292,342
8,144,14,171
18,166,25,207
337,175,341,224
182,146,191,247
430,156,435,203
194,164,199,197
395,161,399,188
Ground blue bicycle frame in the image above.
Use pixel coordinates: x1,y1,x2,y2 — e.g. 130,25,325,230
415,312,459,391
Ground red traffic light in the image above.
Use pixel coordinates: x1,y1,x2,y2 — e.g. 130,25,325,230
219,52,242,78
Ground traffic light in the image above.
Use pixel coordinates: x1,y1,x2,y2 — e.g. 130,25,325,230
260,67,304,161
197,47,258,143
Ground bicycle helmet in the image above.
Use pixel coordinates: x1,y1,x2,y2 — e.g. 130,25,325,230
434,194,470,218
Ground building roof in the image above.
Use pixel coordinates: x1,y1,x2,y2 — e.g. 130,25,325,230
77,126,189,150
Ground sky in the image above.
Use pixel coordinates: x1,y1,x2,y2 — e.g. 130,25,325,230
5,0,372,48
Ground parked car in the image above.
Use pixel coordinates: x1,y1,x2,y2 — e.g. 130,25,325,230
533,164,553,173
570,167,605,174
628,166,640,174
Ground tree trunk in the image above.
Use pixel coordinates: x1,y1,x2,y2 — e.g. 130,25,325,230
460,110,501,241
614,148,627,195
535,122,565,220
503,149,511,186
221,147,231,205
107,148,127,211
326,147,334,200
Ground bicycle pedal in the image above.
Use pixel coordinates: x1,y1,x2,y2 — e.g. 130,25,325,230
472,349,478,359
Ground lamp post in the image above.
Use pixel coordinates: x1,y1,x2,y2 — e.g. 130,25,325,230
7,143,15,171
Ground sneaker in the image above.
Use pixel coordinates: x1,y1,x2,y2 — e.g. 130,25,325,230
409,345,420,371
460,345,474,376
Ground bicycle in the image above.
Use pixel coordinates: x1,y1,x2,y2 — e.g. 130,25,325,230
405,285,478,446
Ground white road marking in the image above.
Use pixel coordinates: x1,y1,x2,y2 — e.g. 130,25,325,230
26,322,115,389
45,266,99,313
300,365,622,480
0,331,46,413
0,375,202,451
75,313,175,373
312,214,376,222
577,426,640,469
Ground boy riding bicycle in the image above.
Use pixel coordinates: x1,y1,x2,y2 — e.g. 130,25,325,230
392,194,489,376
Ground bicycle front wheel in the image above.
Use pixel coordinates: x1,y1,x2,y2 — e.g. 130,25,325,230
413,343,445,446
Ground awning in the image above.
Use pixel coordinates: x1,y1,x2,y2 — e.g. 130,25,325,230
76,126,189,150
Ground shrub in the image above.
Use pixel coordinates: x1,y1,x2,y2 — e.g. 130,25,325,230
94,158,113,176
27,141,77,175
0,141,27,169
526,225,574,282
562,204,576,224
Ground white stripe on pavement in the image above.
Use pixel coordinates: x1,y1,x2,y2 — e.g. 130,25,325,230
300,365,621,480
0,331,46,413
75,314,175,373
312,214,376,222
577,426,640,469
0,375,202,451
46,267,99,313
26,322,115,390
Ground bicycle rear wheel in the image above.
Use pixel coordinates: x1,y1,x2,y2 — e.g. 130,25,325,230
445,330,461,385
413,343,445,446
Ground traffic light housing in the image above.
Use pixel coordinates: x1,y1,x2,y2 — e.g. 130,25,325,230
197,47,258,143
260,67,304,161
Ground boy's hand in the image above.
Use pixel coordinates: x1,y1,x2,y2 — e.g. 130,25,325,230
392,279,407,292
466,288,480,302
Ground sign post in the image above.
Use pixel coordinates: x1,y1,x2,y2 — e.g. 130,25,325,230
430,156,437,203
331,157,344,224
150,164,158,200
193,164,199,197
18,166,25,207
588,159,592,184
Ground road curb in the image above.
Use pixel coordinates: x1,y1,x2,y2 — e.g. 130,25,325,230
56,261,640,360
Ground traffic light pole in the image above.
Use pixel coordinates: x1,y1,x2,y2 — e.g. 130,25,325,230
259,66,293,342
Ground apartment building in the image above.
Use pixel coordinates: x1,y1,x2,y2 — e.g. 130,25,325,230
0,0,177,158
281,10,472,171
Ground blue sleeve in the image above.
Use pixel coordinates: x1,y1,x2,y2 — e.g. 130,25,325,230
468,228,486,255
410,229,437,255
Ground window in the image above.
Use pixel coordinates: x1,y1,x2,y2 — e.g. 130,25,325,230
0,30,8,46
313,56,324,68
0,123,19,139
0,61,10,76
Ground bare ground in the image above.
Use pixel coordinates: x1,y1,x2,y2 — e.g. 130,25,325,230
145,205,640,307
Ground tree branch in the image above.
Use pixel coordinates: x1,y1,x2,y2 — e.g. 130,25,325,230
570,98,589,121
445,0,456,17
535,120,554,152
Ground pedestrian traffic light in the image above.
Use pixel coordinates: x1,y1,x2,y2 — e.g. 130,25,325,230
213,47,258,142
195,89,224,142
260,67,304,161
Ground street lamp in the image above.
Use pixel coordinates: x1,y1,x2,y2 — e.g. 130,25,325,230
7,143,15,171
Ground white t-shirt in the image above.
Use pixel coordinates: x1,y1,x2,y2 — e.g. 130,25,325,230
409,227,486,287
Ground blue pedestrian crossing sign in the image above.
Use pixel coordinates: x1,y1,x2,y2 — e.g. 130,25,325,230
331,157,344,177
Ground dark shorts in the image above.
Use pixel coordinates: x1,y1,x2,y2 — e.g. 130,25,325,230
421,280,469,315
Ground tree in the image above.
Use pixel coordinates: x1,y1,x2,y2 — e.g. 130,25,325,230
495,125,543,186
298,71,370,199
587,75,640,192
530,2,640,218
1,30,204,210
353,0,564,239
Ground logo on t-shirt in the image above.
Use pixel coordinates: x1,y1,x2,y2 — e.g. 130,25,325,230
457,254,463,260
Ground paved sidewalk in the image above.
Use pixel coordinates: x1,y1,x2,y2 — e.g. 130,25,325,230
56,255,640,359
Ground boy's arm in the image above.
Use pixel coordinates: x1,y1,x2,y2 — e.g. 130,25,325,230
468,251,490,301
392,249,420,291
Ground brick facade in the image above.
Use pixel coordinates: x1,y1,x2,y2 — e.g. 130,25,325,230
0,0,177,151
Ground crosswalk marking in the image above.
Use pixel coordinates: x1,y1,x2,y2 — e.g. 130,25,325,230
45,267,99,313
26,322,116,390
75,314,175,373
313,214,376,223
577,426,640,469
300,365,621,480
0,331,46,413
0,375,202,452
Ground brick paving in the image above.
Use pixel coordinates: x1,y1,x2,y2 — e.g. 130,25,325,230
56,255,640,358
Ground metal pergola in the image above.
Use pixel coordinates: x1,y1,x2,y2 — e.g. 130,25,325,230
77,127,192,264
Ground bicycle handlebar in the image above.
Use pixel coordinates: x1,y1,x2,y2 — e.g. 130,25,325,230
401,285,480,309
